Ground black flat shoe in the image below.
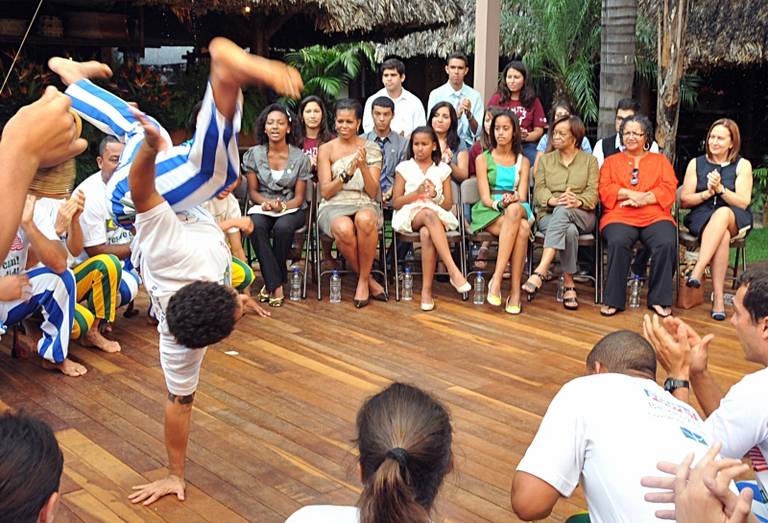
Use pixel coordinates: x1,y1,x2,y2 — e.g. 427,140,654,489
371,292,388,302
353,298,370,308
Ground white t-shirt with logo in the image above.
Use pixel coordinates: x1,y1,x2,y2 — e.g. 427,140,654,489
74,172,134,264
201,193,242,233
517,373,709,523
132,201,231,396
285,505,359,523
1,203,59,277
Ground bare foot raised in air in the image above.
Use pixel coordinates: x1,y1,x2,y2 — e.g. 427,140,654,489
208,37,303,99
48,57,112,86
81,326,121,353
42,358,88,377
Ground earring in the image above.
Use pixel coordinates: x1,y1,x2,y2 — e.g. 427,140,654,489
643,142,650,151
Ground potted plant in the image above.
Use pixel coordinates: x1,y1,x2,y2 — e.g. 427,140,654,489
752,155,768,227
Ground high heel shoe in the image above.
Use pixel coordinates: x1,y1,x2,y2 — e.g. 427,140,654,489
505,296,522,315
353,297,370,308
257,286,270,302
711,310,726,321
450,277,471,294
685,272,702,288
522,271,545,300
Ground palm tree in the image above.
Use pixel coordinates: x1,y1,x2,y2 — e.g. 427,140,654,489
283,42,376,110
598,0,638,137
501,0,601,124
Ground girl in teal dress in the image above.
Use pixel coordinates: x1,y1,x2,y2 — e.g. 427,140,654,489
471,111,533,314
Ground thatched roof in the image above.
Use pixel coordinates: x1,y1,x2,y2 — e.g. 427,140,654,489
134,0,462,36
377,0,768,69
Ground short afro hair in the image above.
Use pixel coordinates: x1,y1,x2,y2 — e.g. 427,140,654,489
166,281,238,349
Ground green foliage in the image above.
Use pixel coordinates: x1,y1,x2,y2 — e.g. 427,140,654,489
634,15,701,109
283,42,376,110
752,155,768,212
0,51,54,124
501,0,600,123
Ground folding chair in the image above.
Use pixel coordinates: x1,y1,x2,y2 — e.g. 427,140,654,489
314,193,389,300
527,206,602,304
244,183,315,299
676,186,747,289
392,181,465,301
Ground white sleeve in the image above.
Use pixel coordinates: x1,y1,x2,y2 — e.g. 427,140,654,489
650,141,660,153
79,203,108,247
516,381,586,496
159,332,207,396
703,373,768,459
32,199,60,241
593,139,605,168
362,97,374,134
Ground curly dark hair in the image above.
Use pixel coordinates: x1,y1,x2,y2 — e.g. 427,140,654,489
254,103,301,148
0,411,63,523
166,281,239,349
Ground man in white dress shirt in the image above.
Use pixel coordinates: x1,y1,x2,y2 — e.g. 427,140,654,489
362,58,426,137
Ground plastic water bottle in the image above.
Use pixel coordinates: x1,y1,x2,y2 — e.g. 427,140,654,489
629,275,642,308
556,275,565,303
402,267,413,301
330,270,341,303
473,273,485,304
289,266,302,301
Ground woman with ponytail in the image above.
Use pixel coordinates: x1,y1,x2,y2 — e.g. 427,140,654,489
285,383,453,523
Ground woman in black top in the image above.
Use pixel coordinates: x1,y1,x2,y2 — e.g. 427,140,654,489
680,118,753,320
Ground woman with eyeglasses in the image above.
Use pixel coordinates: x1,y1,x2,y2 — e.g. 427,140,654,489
598,114,677,317
524,115,598,309
679,118,753,321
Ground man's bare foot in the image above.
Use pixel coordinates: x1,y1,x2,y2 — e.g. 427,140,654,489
42,358,88,377
208,37,303,98
48,57,112,86
81,327,121,353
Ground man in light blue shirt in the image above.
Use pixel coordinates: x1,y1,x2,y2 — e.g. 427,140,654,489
427,52,484,150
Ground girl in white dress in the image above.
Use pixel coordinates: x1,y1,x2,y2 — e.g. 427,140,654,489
391,126,470,311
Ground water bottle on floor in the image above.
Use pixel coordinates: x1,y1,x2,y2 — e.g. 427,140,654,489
473,273,485,304
402,267,413,301
556,275,564,303
330,270,341,303
289,266,302,301
629,275,642,308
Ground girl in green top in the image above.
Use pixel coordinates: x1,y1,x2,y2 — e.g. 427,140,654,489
471,111,532,314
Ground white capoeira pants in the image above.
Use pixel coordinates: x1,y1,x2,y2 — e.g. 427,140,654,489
0,267,75,364
65,79,243,225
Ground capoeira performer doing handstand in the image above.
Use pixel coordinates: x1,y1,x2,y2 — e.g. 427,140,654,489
48,37,302,504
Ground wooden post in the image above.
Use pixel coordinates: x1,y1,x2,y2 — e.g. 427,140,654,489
656,0,689,163
473,0,501,102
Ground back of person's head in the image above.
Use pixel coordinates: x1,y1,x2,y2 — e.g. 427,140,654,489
371,96,395,113
166,281,239,348
379,58,405,77
356,383,453,523
738,270,768,324
616,98,641,115
548,100,576,124
586,330,657,379
0,411,63,523
335,98,364,121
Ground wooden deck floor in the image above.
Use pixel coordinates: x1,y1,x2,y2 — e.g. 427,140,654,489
0,279,759,522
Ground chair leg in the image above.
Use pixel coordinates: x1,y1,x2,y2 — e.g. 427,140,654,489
315,224,322,300
393,232,400,301
380,228,389,297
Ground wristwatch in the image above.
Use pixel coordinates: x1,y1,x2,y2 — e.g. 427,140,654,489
663,377,690,393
